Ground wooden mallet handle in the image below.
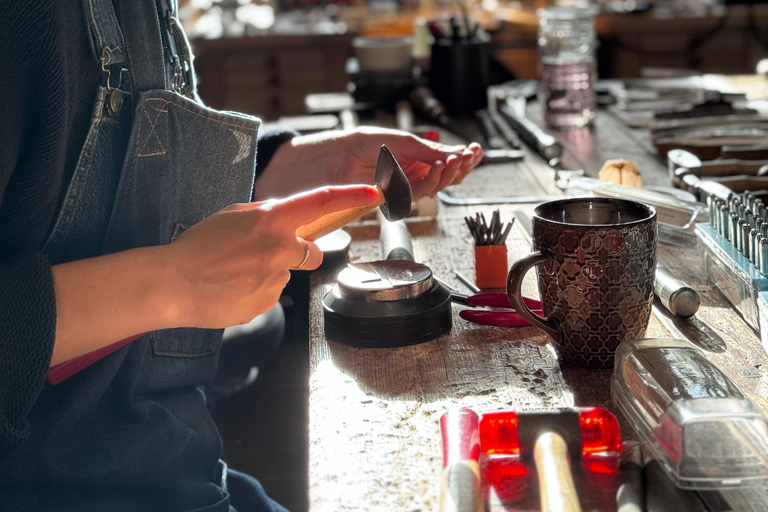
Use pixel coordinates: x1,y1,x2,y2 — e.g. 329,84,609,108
533,431,582,512
295,187,385,241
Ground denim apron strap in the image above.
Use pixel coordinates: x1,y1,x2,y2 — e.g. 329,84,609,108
156,0,197,96
115,0,167,93
81,0,126,67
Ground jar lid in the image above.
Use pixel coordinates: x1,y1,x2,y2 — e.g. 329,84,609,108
537,6,598,19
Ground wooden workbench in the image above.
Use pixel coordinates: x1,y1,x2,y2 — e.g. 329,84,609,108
307,108,768,511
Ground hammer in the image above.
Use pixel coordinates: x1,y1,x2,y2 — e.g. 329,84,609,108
479,407,622,512
296,144,412,241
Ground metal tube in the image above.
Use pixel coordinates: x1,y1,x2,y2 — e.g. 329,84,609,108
654,267,700,318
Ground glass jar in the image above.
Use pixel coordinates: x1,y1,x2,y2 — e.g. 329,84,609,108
538,7,597,128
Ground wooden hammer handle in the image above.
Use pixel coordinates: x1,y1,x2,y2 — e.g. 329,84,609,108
295,189,385,241
533,431,582,512
438,460,483,512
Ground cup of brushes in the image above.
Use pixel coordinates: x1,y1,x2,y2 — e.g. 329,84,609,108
466,210,514,289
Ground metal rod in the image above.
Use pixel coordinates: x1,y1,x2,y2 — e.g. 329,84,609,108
454,270,481,294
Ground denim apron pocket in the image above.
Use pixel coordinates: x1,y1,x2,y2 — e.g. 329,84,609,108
102,89,258,392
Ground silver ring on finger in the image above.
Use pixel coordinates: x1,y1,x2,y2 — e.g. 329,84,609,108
296,240,311,269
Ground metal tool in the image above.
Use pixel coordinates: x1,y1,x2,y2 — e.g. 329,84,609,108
297,145,412,241
479,407,622,512
497,104,563,163
480,149,525,164
475,109,509,150
439,408,483,512
654,267,700,318
667,149,735,202
685,157,768,177
454,270,481,294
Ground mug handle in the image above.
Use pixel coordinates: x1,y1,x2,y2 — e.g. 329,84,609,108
506,251,562,341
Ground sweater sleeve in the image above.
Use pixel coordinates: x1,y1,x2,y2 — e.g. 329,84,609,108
255,127,299,179
0,251,57,456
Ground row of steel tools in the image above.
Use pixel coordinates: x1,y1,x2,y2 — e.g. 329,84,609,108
710,192,768,274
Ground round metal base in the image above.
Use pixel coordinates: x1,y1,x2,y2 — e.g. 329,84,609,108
322,281,452,348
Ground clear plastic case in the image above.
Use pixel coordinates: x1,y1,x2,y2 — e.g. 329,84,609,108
612,338,768,489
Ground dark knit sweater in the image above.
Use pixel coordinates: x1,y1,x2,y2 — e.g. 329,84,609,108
0,0,294,456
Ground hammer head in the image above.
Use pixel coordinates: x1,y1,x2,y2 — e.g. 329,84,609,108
667,149,702,178
479,407,621,460
376,145,412,221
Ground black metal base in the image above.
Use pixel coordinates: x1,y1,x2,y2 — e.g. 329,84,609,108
322,282,452,348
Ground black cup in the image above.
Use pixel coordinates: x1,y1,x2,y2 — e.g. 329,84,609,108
429,36,490,116
507,198,658,369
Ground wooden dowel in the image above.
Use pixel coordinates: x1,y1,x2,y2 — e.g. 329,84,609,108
533,431,582,512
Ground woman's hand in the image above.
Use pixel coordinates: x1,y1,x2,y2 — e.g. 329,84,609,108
253,127,483,201
50,185,379,365
167,184,379,328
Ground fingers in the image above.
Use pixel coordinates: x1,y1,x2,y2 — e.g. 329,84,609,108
392,134,482,191
453,143,483,185
289,238,323,271
436,154,462,192
410,160,445,200
272,185,381,227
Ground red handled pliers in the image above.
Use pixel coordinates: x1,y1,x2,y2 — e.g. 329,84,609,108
451,292,544,327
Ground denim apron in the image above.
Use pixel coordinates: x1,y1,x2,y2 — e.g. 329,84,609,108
1,1,262,510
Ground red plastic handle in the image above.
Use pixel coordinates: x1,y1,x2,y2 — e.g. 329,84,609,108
460,309,543,327
46,333,147,385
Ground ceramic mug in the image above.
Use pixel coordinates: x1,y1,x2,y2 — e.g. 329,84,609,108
507,198,657,369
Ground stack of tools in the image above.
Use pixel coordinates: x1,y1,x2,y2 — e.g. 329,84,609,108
695,190,768,330
465,210,514,289
464,210,514,246
604,76,762,130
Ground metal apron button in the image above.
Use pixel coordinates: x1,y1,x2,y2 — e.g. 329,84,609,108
106,89,124,117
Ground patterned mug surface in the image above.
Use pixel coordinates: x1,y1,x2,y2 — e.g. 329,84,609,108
507,198,657,369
